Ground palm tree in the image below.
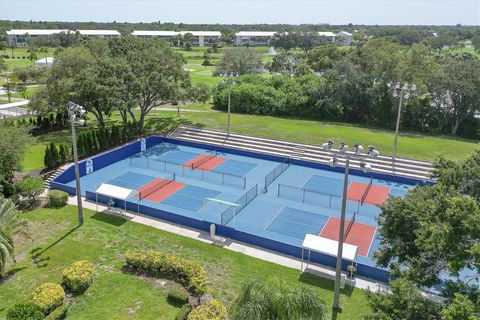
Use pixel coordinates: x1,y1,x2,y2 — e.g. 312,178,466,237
231,277,327,320
39,46,48,65
0,197,28,278
28,46,38,66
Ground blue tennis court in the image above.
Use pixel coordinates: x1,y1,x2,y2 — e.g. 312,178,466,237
266,207,329,240
55,138,421,282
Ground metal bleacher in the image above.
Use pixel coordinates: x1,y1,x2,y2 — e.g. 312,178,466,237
169,125,433,181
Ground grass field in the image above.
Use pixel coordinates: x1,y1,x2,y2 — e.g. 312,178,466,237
0,206,370,320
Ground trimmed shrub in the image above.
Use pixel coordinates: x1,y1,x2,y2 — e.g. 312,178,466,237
124,250,208,295
44,305,68,320
187,300,228,320
31,283,65,314
176,303,192,320
47,190,69,208
62,260,94,294
6,302,44,320
168,288,189,305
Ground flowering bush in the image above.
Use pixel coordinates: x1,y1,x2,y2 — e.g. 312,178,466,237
62,260,94,294
187,300,228,320
31,283,65,314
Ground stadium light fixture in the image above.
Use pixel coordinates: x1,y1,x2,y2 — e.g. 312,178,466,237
67,101,86,226
387,82,417,169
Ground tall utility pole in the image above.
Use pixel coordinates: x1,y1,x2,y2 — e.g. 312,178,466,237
322,141,378,310
387,82,416,167
67,101,86,226
221,72,239,135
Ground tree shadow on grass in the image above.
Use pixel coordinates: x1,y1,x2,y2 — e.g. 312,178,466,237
144,116,205,135
91,211,129,227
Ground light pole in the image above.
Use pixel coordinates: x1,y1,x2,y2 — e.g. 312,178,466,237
67,101,86,226
387,82,416,167
322,140,378,310
221,72,239,135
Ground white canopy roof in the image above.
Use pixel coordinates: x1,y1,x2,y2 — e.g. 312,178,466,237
302,234,358,262
95,183,136,200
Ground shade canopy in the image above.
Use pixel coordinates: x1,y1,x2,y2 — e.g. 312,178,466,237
302,234,358,262
95,183,136,200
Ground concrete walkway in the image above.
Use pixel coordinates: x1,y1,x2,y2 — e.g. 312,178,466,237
67,195,386,293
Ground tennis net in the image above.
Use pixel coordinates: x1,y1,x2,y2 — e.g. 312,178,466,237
344,210,357,241
360,177,373,205
191,151,217,169
138,173,176,200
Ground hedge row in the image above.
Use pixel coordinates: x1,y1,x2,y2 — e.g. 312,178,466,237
124,250,209,295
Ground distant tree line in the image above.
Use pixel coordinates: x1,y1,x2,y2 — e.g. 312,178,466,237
214,39,480,138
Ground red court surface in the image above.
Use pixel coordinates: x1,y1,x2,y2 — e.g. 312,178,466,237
320,217,376,256
347,181,390,205
136,178,186,202
182,154,226,171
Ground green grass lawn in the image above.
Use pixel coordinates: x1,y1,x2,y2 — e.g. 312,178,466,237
0,206,370,319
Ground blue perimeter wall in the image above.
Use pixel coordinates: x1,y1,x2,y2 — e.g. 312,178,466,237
52,135,432,283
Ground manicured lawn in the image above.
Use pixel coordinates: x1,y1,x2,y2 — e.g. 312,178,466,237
5,58,33,71
0,206,370,319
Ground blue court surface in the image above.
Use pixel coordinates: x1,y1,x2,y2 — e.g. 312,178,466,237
57,140,418,281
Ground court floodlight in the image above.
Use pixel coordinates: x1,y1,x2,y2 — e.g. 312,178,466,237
354,144,363,156
368,146,379,158
322,139,334,151
360,161,371,173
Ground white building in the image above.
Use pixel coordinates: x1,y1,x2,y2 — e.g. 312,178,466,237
336,31,353,46
131,30,221,46
76,30,120,38
6,29,69,47
5,29,121,47
235,31,277,46
318,31,337,43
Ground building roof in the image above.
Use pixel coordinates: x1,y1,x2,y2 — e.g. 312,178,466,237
131,30,178,36
180,31,221,37
131,30,221,37
76,30,120,36
318,31,337,37
6,29,69,36
338,31,353,36
236,31,277,37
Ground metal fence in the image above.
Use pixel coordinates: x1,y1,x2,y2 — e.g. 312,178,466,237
130,156,247,189
277,183,343,210
221,184,258,226
264,158,290,191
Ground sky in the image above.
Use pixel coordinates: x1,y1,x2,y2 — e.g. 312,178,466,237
0,0,479,26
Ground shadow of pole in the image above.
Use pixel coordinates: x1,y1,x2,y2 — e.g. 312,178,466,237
31,225,81,259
